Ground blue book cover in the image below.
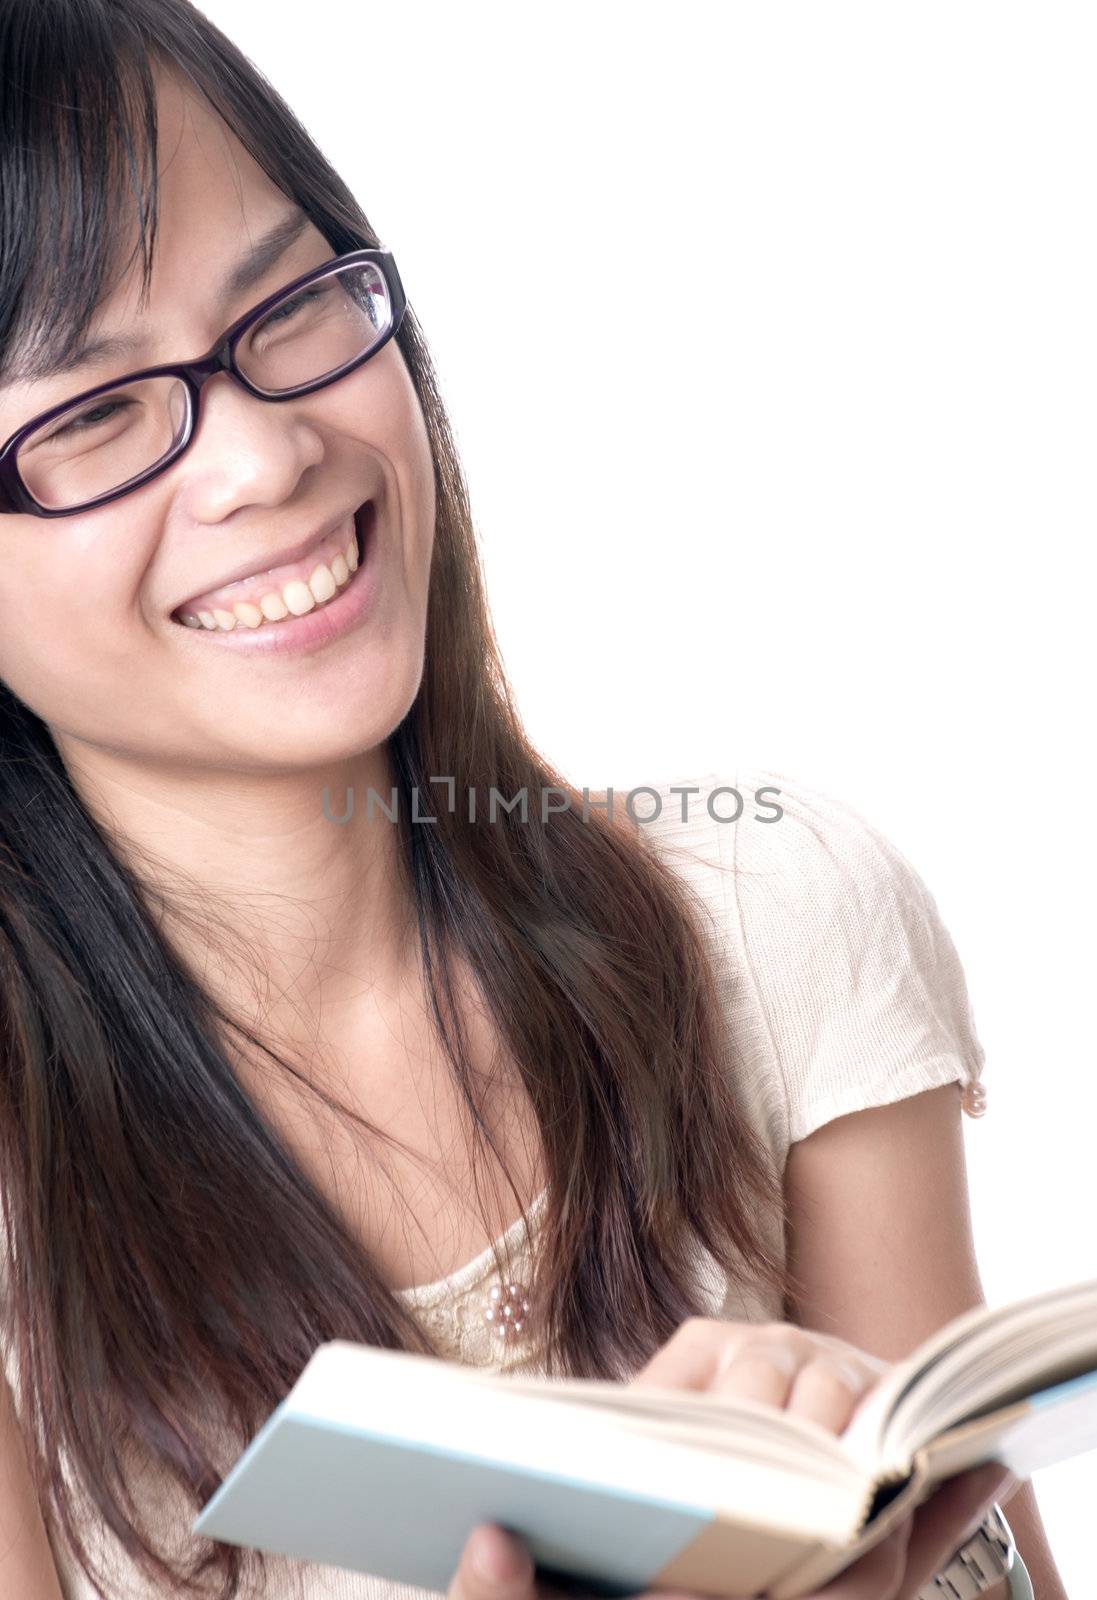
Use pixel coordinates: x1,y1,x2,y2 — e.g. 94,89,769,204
193,1285,1097,1599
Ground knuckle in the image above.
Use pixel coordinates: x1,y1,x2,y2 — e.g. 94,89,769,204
799,1357,868,1393
810,1328,886,1364
726,1339,799,1377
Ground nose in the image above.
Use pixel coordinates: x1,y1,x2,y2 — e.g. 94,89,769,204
178,367,326,522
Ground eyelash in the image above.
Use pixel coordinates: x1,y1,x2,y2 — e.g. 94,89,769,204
49,397,135,441
258,286,325,328
37,278,331,445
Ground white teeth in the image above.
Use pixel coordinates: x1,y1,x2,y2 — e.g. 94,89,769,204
178,511,366,630
308,563,337,604
282,580,316,616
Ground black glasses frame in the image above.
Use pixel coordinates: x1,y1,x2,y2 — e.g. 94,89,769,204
0,247,407,517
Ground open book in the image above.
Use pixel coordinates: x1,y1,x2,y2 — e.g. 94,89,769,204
193,1276,1097,1598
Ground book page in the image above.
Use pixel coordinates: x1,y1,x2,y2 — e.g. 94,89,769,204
840,1279,1097,1476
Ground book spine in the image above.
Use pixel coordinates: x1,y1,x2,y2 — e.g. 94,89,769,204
766,1462,924,1599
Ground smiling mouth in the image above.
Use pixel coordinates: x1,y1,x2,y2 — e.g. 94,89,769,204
172,504,370,632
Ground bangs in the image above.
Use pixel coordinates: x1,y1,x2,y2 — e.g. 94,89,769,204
0,8,163,385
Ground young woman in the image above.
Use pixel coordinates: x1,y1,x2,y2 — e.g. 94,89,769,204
0,3,1055,1598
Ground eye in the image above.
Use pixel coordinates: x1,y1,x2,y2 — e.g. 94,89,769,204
261,287,327,328
45,396,135,442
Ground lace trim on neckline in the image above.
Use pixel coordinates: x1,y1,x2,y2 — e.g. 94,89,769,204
392,1183,549,1309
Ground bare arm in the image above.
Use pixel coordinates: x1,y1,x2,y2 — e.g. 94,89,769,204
0,1371,65,1600
782,1082,1069,1600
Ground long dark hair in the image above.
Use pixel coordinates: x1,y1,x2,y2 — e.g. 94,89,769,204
0,3,799,1596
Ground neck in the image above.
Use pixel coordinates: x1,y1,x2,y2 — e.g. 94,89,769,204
54,734,419,1045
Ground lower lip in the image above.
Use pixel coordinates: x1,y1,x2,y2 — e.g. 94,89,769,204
173,501,380,658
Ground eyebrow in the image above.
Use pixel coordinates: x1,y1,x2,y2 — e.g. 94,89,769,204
222,206,313,303
13,206,313,385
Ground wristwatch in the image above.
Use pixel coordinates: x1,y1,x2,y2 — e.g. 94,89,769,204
915,1502,1017,1598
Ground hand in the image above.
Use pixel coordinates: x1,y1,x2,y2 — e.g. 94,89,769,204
449,1461,1016,1600
628,1316,893,1436
447,1518,702,1600
447,1320,1015,1600
809,1458,1018,1599
627,1318,1018,1597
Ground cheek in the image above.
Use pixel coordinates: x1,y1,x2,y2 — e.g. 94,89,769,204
344,351,437,566
0,544,77,686
401,374,436,509
386,363,437,555
0,519,152,691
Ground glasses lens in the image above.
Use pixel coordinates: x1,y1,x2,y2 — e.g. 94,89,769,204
15,376,191,512
235,260,393,396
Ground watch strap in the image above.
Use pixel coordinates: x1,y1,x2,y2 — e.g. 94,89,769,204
915,1502,1017,1599
1007,1551,1035,1599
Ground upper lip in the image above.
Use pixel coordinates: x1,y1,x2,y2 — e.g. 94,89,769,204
172,499,369,613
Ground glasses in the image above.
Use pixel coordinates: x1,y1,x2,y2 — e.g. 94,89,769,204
0,248,407,517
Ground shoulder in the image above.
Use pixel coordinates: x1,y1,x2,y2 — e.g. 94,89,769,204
721,761,944,935
623,762,917,920
636,764,987,1156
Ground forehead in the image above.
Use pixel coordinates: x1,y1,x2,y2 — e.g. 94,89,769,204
107,66,296,321
0,65,325,422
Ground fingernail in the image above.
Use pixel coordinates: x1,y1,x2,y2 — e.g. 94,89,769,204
834,1358,871,1390
754,1343,799,1376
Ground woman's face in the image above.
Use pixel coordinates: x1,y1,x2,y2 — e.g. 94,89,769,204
0,68,436,778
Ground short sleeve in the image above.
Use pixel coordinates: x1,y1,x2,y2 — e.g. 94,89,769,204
726,764,987,1151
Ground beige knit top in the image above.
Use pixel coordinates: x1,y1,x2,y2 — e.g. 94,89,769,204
2,764,988,1600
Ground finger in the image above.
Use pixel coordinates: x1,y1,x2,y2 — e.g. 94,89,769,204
631,1320,811,1398
708,1339,884,1436
630,1325,885,1439
630,1318,752,1394
784,1353,881,1436
456,1526,705,1600
896,1462,1015,1599
630,1320,890,1404
793,1328,891,1376
711,1340,802,1411
453,1523,534,1600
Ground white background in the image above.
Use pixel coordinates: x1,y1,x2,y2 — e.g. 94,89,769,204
209,2,1094,1587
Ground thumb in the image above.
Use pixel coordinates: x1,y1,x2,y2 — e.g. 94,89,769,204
461,1524,534,1597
